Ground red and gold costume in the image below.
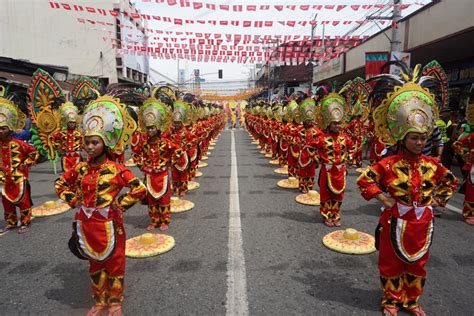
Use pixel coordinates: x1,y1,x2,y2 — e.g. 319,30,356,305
346,117,366,167
0,91,39,231
298,126,322,192
357,61,457,314
311,130,354,222
312,90,354,225
297,98,323,193
55,160,146,307
0,138,39,228
169,99,194,195
51,103,83,172
186,123,201,180
108,151,125,165
367,121,386,164
132,97,183,229
55,95,145,312
344,77,372,167
51,129,83,171
358,154,456,310
452,123,474,223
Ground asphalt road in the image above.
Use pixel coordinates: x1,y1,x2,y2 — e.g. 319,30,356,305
0,128,472,315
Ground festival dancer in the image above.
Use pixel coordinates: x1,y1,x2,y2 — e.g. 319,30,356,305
344,77,371,168
452,102,474,225
282,100,303,179
131,97,183,231
311,87,355,227
0,88,39,235
357,62,458,315
297,98,322,193
170,99,192,196
51,102,83,172
55,96,146,316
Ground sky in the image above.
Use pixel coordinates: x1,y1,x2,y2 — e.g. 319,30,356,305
131,0,429,94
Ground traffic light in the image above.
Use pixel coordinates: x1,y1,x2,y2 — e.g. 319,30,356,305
218,69,223,79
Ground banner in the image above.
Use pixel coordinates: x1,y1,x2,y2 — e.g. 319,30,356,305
138,1,422,12
50,2,383,28
365,52,389,80
77,18,369,43
389,51,411,76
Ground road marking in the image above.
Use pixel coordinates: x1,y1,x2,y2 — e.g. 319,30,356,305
445,203,463,214
226,130,249,316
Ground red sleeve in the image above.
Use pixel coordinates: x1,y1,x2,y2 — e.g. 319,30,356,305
356,159,387,200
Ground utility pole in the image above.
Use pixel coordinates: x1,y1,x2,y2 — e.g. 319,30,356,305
367,0,403,53
390,0,402,52
310,13,318,93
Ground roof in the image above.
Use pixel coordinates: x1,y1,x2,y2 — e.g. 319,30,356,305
0,70,75,91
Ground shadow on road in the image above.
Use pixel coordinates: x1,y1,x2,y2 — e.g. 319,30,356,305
292,271,380,312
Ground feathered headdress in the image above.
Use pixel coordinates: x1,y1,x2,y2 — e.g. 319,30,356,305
369,60,446,145
314,84,349,129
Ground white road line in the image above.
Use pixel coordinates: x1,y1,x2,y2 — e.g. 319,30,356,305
445,203,463,214
226,130,249,316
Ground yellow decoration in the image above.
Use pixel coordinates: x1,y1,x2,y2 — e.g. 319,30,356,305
32,201,70,217
126,233,175,258
323,228,376,255
277,177,299,189
295,190,321,205
188,181,200,191
170,197,194,213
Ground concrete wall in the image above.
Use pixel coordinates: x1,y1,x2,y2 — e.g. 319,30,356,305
345,23,406,72
406,0,473,50
0,0,149,83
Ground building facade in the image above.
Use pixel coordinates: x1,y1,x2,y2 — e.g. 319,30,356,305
0,0,149,85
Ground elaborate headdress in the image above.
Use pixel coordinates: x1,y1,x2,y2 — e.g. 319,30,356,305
369,61,446,146
173,100,190,125
139,97,173,132
285,100,299,122
314,85,349,129
71,76,100,111
28,68,64,160
59,102,79,128
272,103,286,123
151,85,176,107
0,86,25,132
343,77,371,121
298,98,316,122
82,96,137,152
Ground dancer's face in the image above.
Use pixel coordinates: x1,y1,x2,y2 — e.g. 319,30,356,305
0,126,11,139
84,136,105,159
328,121,341,134
67,121,76,130
403,132,428,156
147,126,158,138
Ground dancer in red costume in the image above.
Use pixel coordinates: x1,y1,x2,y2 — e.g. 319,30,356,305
297,98,322,193
357,61,458,316
311,87,355,227
0,89,39,235
51,102,83,172
170,99,192,196
131,97,183,231
282,100,303,179
452,102,474,225
55,96,146,316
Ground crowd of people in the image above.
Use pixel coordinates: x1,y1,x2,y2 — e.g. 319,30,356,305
0,60,473,315
0,69,226,316
244,60,472,316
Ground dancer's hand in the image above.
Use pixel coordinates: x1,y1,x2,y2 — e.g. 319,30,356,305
376,193,396,209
